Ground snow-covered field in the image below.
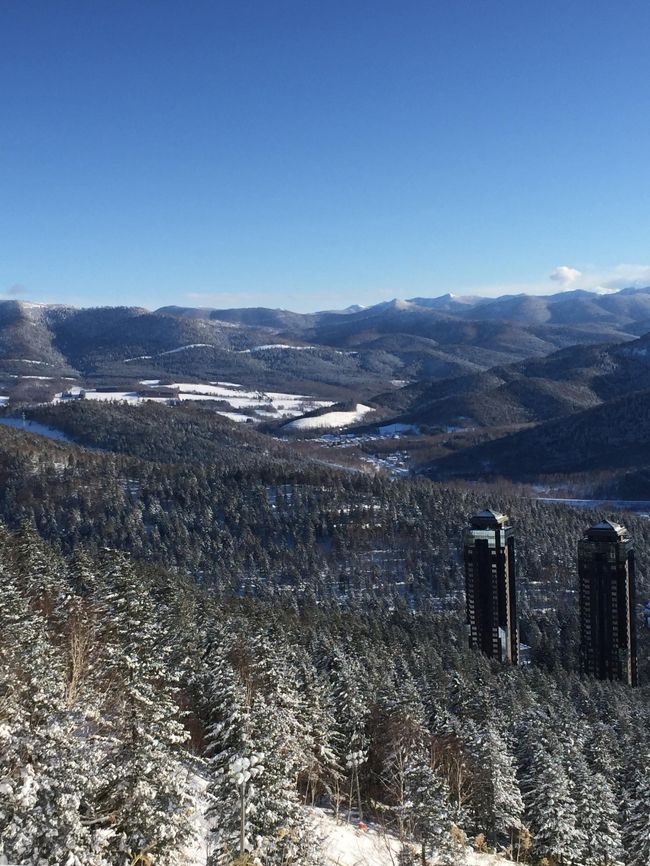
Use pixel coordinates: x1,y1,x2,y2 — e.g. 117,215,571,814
52,381,333,423
284,404,374,431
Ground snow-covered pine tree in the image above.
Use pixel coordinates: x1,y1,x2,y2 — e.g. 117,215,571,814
93,554,194,864
205,636,256,865
206,630,316,866
328,650,370,819
624,758,650,866
0,548,98,865
468,721,524,852
247,634,316,866
402,747,460,866
379,671,430,839
520,735,580,865
575,766,623,866
295,655,343,808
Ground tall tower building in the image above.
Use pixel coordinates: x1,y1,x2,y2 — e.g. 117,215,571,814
463,510,519,664
578,520,638,686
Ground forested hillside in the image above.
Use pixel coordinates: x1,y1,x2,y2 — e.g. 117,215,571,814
426,388,650,496
2,406,650,617
1,525,649,865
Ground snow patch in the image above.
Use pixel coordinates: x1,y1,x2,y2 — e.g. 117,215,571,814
124,343,214,362
184,773,212,866
4,358,51,365
284,404,374,431
240,344,318,353
310,808,401,866
310,809,514,866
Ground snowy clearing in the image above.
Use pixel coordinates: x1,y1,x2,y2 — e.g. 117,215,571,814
309,809,512,866
310,809,401,866
51,381,332,422
284,404,374,431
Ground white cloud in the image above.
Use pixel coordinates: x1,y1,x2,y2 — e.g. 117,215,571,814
550,265,582,287
550,263,650,294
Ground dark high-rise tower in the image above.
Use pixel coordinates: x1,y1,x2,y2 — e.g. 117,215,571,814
578,520,638,686
463,510,518,664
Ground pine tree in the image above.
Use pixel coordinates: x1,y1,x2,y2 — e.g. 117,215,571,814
520,737,580,865
0,553,98,864
205,638,255,865
93,555,194,864
296,658,343,807
206,631,315,866
469,722,523,850
624,759,650,866
402,749,459,866
576,768,623,866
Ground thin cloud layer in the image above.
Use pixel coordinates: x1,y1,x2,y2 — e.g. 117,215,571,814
2,283,28,297
461,263,650,300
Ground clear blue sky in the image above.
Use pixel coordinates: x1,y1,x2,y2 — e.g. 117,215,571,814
2,0,650,311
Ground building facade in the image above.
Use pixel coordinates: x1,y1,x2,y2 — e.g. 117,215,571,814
463,509,519,664
578,520,638,686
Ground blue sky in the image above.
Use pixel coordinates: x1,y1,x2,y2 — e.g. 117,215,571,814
2,1,650,311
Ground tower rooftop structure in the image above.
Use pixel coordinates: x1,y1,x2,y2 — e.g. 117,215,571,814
470,509,510,529
586,520,629,541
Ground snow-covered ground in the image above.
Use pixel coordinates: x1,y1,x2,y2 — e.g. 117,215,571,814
310,809,401,866
51,381,333,423
240,344,319,353
284,404,374,431
165,382,332,419
184,773,212,866
185,800,512,866
239,345,350,355
311,809,512,866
